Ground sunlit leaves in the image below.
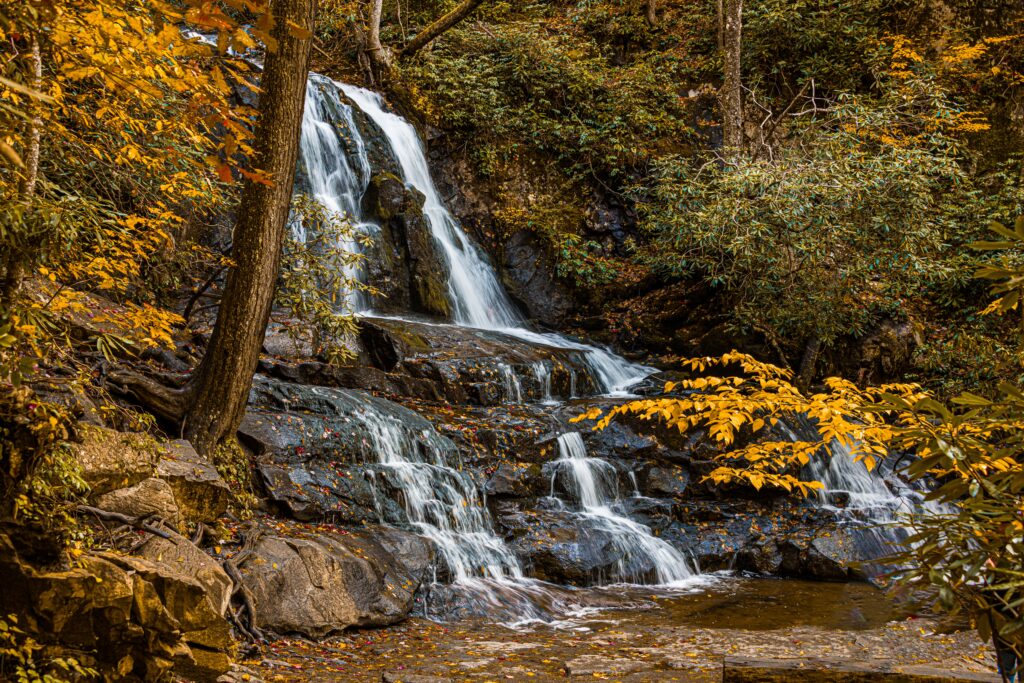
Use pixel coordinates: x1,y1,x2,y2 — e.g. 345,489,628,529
973,217,1024,333
576,352,925,494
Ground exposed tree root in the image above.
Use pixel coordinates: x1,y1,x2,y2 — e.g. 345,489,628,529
75,505,173,540
104,366,192,425
221,522,265,643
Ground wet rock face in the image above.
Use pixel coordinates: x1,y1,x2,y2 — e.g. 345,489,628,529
363,173,451,318
502,505,660,585
237,527,431,637
240,378,457,524
502,230,573,327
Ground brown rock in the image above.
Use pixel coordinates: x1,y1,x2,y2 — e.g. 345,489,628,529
238,528,429,637
95,477,182,529
135,532,233,616
74,425,161,496
156,440,232,524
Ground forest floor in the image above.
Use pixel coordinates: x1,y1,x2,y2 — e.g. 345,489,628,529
240,577,999,682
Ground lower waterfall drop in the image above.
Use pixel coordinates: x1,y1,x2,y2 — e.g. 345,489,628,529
551,433,698,585
354,402,571,621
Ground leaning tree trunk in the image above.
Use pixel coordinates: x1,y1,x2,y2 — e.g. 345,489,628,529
1,33,43,309
721,0,743,154
183,0,316,455
796,336,822,392
646,0,658,26
400,0,486,58
365,0,391,83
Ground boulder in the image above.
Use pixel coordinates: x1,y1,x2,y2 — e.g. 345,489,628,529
94,477,182,530
237,528,430,637
156,440,232,524
73,425,161,497
485,462,543,498
135,532,233,616
644,466,690,497
503,507,659,585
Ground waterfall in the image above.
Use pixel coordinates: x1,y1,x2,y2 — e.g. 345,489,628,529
532,361,555,404
333,82,654,396
295,75,378,312
551,433,697,585
339,84,524,330
782,416,948,567
496,362,524,403
358,407,524,583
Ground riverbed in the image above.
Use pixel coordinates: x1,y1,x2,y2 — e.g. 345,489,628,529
245,577,997,682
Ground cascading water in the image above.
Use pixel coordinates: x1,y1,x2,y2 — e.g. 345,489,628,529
550,433,697,585
357,407,522,582
497,362,524,404
294,75,379,311
532,361,555,404
782,416,947,568
348,398,577,621
289,75,678,621
335,82,654,396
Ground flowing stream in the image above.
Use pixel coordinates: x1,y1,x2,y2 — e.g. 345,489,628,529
782,416,947,568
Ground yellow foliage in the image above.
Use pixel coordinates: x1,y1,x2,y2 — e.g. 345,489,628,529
576,352,927,495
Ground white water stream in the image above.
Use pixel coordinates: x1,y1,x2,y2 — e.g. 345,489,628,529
292,76,689,619
551,433,698,585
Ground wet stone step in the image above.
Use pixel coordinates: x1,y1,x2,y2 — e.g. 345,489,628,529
722,656,1002,682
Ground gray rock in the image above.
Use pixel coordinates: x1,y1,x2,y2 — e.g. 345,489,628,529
501,230,572,327
644,466,690,497
238,528,429,637
564,655,650,677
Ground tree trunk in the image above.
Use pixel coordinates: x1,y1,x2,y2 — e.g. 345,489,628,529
646,0,658,26
721,0,743,154
2,33,43,309
365,0,390,83
400,0,486,58
183,0,316,456
796,336,821,392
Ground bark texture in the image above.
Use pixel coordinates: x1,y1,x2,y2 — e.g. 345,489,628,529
366,0,390,82
183,0,316,455
2,33,43,308
646,0,658,26
400,0,486,57
721,0,743,153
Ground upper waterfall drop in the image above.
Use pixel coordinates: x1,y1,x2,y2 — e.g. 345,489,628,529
338,83,524,330
297,75,653,395
295,75,378,312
